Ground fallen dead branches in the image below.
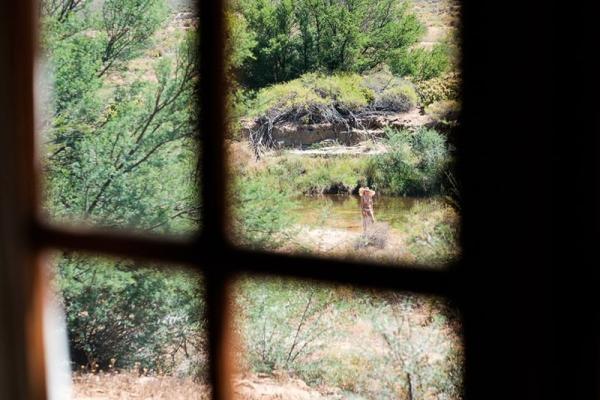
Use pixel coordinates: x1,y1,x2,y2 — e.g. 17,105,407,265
248,103,386,159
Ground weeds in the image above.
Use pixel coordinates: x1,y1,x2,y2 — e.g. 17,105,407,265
235,278,336,374
354,222,390,249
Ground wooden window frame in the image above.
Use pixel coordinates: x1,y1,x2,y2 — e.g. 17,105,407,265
3,1,575,400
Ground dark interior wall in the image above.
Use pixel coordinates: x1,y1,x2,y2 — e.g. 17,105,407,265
459,1,598,399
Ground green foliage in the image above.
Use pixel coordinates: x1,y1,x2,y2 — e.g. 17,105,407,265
235,278,335,373
99,0,168,76
234,283,463,398
247,68,418,120
367,128,450,196
44,29,199,233
248,73,375,117
363,65,418,111
41,0,87,22
391,42,451,81
414,72,461,106
238,151,369,196
48,34,104,114
57,255,206,373
236,0,431,87
226,12,257,72
232,175,297,249
389,199,461,266
374,84,418,112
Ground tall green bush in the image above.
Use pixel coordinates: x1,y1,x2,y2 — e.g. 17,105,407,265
232,175,297,249
391,43,451,82
57,255,206,373
367,128,450,196
235,0,437,87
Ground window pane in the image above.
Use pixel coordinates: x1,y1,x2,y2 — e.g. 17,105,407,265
232,277,463,399
227,0,462,267
44,252,209,399
38,0,200,236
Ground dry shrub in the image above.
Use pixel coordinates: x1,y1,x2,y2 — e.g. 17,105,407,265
354,222,390,249
226,139,256,172
425,99,461,125
414,72,461,106
72,372,210,399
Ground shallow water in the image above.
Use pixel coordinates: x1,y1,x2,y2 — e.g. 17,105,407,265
292,195,424,232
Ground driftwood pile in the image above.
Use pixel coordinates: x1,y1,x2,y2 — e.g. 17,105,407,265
249,102,378,158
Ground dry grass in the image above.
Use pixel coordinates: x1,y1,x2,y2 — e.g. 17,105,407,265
72,372,210,400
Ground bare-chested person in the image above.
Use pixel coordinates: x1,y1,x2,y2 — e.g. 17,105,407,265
359,187,376,232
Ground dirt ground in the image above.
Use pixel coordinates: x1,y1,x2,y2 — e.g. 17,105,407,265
71,373,338,400
280,224,414,265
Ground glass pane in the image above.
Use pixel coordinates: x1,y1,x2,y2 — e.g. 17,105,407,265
227,0,462,267
37,0,200,236
232,277,463,399
44,252,210,399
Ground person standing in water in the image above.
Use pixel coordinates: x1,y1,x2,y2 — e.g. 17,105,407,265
359,187,376,232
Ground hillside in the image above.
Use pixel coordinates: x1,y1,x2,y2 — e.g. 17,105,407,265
413,0,461,48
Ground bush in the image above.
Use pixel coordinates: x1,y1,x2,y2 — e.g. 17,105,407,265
57,255,206,375
371,294,463,399
354,222,390,249
425,100,461,125
231,174,297,249
374,84,418,112
391,43,451,82
241,153,368,196
248,69,420,119
414,72,461,106
248,73,375,118
235,278,335,375
404,201,461,266
366,128,450,196
363,65,418,112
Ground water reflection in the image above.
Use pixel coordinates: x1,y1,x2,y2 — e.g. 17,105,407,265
293,195,424,232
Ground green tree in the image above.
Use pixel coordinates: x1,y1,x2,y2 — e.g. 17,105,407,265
237,0,436,87
99,0,168,77
41,0,86,22
41,0,204,374
58,255,206,373
44,27,199,232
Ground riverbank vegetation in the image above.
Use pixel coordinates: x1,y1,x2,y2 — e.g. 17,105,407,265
40,0,463,398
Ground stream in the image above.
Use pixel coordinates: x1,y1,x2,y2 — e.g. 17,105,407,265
292,195,424,232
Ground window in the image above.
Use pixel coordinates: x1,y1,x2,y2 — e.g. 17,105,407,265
2,1,570,400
